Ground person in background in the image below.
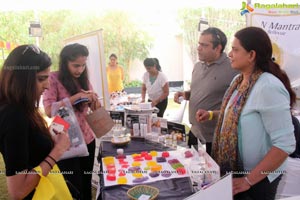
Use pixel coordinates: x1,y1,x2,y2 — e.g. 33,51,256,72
43,43,101,200
196,27,296,200
141,58,169,117
0,45,70,199
174,27,238,155
106,53,124,93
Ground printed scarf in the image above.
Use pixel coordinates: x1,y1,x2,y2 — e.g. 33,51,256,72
212,70,263,175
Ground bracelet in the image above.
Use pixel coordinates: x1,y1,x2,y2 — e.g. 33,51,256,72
47,155,57,163
244,176,253,187
43,159,53,169
208,111,213,120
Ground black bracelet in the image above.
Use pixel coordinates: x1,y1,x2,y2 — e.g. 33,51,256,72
44,159,53,169
47,155,57,163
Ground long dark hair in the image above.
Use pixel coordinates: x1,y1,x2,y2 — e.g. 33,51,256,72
153,58,162,71
58,43,89,93
143,58,162,71
0,44,53,143
235,27,296,107
58,43,89,110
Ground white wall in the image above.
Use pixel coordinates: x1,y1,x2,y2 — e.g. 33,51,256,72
128,33,194,85
127,7,195,84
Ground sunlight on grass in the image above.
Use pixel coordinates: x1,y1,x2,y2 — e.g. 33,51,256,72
0,155,9,199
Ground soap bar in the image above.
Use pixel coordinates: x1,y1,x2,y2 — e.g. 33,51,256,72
117,177,127,184
176,167,186,175
149,151,158,157
106,173,116,181
161,170,172,178
144,154,152,160
162,151,170,158
156,157,166,163
151,165,162,172
103,156,115,165
141,151,148,157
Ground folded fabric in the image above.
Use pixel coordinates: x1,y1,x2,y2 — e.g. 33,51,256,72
32,164,72,200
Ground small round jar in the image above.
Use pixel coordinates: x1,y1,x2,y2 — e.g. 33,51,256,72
117,148,124,155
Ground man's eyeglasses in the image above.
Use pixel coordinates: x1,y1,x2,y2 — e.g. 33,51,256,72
22,44,41,55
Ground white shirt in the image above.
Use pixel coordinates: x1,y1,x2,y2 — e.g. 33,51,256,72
143,71,168,101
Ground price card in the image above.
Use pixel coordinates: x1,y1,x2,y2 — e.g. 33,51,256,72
50,116,70,135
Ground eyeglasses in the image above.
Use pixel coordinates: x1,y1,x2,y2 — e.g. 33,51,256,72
22,44,41,55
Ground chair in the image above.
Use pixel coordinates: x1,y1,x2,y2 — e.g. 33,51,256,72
165,100,187,123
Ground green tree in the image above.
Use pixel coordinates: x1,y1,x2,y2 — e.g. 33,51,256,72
177,7,246,64
40,10,105,70
0,11,36,67
38,10,73,70
177,8,201,64
0,10,153,81
99,11,153,83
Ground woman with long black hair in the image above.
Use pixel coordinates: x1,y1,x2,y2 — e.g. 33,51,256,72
196,27,296,200
0,45,70,199
141,58,169,117
43,43,101,199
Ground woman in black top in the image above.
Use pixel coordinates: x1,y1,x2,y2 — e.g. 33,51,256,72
0,45,70,199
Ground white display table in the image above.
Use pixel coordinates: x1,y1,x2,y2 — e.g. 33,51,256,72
276,157,300,199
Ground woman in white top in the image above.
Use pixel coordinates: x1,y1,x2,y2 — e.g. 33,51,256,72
141,58,169,117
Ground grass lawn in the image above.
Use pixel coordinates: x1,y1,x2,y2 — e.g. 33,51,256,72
0,155,8,200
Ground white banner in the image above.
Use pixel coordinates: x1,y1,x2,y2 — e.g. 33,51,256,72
248,13,300,83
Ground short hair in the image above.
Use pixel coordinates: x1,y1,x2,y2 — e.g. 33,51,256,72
201,27,227,53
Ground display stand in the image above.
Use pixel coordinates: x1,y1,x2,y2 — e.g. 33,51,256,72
123,106,156,137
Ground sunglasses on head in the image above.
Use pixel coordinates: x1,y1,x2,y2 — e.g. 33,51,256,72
22,44,41,55
212,30,221,43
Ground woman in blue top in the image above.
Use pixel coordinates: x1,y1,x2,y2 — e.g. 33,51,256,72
195,27,296,200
